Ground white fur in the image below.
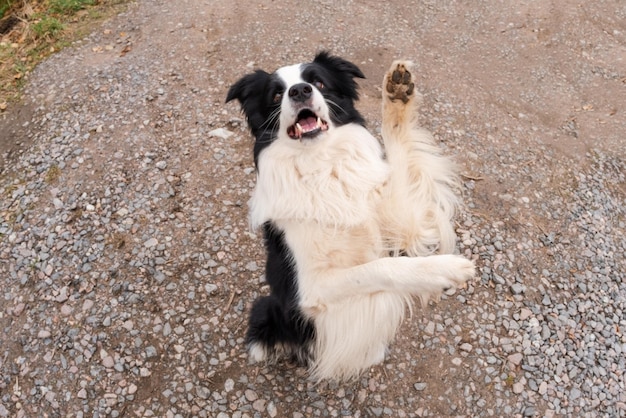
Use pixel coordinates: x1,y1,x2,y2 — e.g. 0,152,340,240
249,61,475,381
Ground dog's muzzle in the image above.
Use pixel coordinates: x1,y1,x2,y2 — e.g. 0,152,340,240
286,83,329,140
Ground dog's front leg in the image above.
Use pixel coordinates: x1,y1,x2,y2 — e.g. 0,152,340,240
300,254,474,310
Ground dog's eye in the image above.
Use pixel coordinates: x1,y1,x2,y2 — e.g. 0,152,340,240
313,80,324,90
273,92,283,104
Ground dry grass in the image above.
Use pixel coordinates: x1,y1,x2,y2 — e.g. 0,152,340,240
0,0,130,110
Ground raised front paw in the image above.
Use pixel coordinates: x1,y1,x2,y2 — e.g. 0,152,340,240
416,254,475,305
385,61,415,104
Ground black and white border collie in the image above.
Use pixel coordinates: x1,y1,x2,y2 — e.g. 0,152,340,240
226,52,475,381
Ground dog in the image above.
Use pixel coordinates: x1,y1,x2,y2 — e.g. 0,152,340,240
226,52,475,381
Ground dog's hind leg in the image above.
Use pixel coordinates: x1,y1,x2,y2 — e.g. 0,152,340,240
246,295,314,365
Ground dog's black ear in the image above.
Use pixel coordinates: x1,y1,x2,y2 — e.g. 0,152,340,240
226,70,274,147
225,70,271,105
313,51,365,80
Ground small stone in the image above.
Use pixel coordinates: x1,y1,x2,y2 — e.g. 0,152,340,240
510,283,525,295
55,286,69,303
13,303,25,316
38,330,52,339
128,384,138,395
523,406,536,416
508,353,523,366
492,274,506,285
82,299,94,311
371,407,383,416
77,388,87,399
155,161,167,170
519,308,532,320
460,343,473,352
144,238,158,248
444,286,457,296
253,399,266,412
245,389,258,401
102,356,115,368
267,401,277,417
224,378,234,392
116,208,129,217
414,382,427,391
512,382,524,394
209,128,234,139
196,386,210,399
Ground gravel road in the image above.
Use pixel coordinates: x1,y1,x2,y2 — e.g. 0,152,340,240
1,0,625,417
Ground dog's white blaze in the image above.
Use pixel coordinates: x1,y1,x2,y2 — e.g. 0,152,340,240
276,64,305,87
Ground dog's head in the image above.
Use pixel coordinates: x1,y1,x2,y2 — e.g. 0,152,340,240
226,52,365,165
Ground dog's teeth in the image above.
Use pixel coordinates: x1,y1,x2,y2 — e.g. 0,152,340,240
296,123,303,138
317,117,322,127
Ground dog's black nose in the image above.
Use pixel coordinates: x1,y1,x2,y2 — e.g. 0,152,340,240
288,83,313,102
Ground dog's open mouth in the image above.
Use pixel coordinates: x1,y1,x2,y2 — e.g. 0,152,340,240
287,109,329,140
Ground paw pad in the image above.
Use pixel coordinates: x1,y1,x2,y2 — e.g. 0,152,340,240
386,63,415,104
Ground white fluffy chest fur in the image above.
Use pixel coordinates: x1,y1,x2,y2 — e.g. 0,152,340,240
250,124,390,232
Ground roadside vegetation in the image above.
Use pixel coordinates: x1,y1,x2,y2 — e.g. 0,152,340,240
0,0,130,110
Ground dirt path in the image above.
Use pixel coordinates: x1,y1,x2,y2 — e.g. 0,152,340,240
0,0,624,417
3,0,625,168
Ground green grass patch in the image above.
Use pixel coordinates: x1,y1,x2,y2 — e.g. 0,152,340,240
50,0,95,15
0,0,131,107
0,1,12,19
33,16,65,38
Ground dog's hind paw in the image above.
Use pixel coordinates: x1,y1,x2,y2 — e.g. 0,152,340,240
385,61,415,104
248,342,268,363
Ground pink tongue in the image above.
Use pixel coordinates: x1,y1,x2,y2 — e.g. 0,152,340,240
298,116,318,132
